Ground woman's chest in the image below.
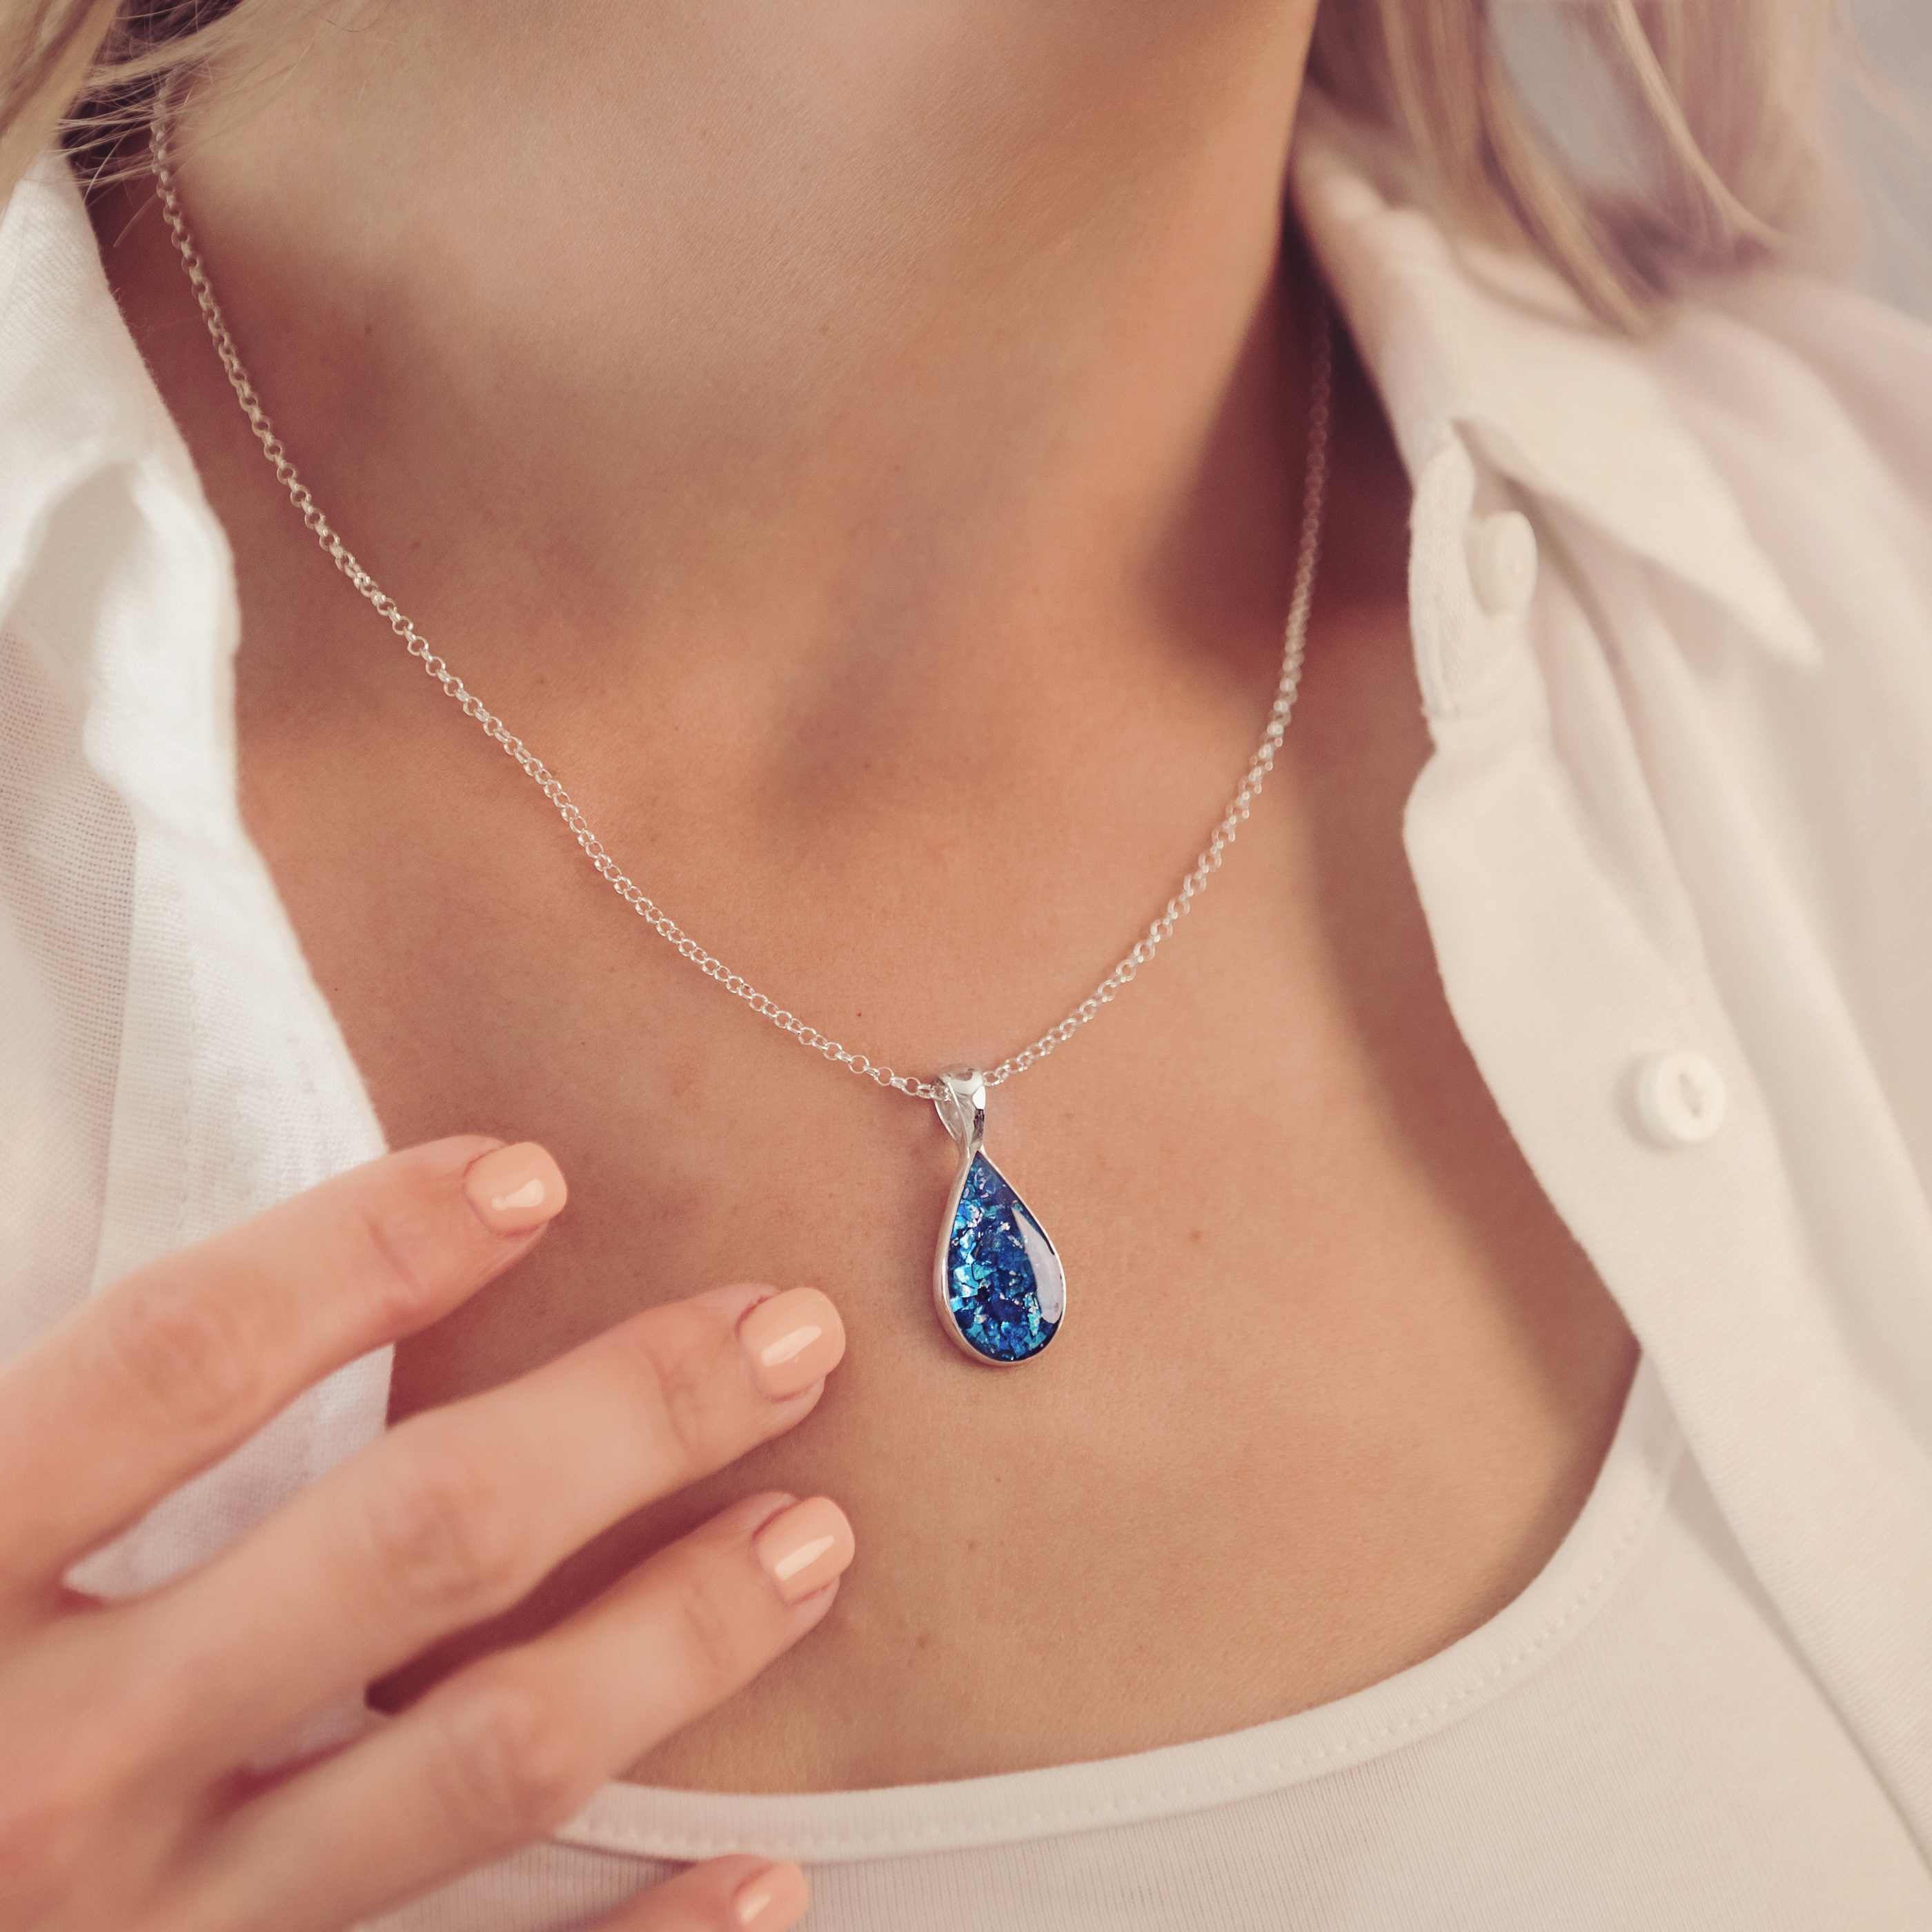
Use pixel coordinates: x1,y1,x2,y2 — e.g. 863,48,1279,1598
234,630,1639,1793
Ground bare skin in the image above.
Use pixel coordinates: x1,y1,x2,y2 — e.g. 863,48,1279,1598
87,0,1637,1797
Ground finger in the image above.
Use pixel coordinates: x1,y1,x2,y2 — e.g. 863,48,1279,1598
0,1136,566,1597
591,1856,811,1931
127,1280,846,1760
187,1489,853,1932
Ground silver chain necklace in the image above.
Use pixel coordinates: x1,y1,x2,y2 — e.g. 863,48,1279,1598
147,88,1332,1367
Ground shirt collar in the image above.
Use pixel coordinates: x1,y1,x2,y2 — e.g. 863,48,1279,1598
1290,96,1822,668
1,124,1820,674
0,150,210,618
0,148,245,850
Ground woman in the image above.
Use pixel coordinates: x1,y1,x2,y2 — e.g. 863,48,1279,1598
2,2,1929,1927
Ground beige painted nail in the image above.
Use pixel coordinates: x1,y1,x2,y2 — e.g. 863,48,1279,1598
753,1496,855,1604
462,1143,567,1235
739,1287,846,1399
733,1860,810,1928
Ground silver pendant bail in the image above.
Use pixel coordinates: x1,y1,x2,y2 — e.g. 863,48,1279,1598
933,1066,987,1162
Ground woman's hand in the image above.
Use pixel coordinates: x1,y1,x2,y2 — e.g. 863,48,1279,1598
0,1136,851,1932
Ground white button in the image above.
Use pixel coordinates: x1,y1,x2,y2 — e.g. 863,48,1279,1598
1633,1050,1728,1146
1467,511,1539,617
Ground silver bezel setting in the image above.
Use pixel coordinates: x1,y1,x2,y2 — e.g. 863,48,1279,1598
931,1067,1066,1368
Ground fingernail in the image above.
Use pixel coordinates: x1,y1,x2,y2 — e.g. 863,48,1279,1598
753,1496,854,1604
733,1860,810,1928
738,1287,846,1399
463,1143,567,1235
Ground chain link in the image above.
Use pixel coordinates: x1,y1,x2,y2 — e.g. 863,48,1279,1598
148,89,1330,1105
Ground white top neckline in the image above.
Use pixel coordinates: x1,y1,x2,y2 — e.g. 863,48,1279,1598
545,1352,1679,1862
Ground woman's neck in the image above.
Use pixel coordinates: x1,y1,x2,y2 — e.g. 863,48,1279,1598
141,0,1325,694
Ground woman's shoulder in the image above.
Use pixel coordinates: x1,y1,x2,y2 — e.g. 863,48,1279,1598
1647,265,1932,638
1301,115,1932,1162
1660,261,1932,471
1298,110,1932,766
1623,264,1932,799
1528,267,1932,1185
1293,103,1932,637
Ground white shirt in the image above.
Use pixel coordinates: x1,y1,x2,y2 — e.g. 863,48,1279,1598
5,103,1932,1929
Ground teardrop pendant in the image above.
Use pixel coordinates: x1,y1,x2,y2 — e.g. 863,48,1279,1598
931,1068,1065,1366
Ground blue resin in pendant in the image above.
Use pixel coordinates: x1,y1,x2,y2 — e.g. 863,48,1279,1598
931,1068,1065,1366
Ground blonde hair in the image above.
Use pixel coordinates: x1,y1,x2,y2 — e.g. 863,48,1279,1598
3,0,1839,330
